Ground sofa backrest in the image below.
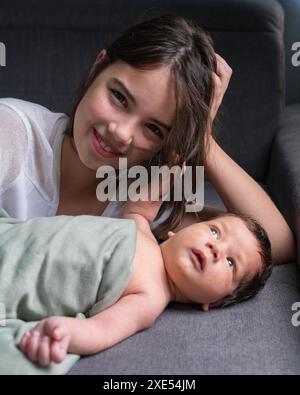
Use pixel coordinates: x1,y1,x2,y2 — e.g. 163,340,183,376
0,0,285,181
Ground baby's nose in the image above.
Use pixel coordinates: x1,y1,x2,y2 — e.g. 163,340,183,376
207,242,222,262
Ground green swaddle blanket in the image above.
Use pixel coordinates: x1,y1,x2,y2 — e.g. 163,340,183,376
0,208,136,374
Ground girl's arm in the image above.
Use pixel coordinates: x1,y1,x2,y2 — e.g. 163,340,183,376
121,192,163,237
204,136,296,265
122,165,182,231
200,53,295,264
176,53,295,264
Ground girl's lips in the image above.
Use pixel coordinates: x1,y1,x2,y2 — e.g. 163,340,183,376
92,128,121,158
191,248,205,271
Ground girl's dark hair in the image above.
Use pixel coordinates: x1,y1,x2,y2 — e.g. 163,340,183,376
207,212,274,309
64,14,217,240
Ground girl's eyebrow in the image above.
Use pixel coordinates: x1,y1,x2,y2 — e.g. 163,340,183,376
110,77,172,131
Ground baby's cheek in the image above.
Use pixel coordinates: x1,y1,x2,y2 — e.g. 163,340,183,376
209,271,232,299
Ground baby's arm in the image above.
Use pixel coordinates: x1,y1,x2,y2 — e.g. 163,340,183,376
19,292,164,366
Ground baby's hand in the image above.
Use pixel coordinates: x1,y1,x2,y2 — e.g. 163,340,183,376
19,316,71,366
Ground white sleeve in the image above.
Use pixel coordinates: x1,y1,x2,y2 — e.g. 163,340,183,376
0,103,28,193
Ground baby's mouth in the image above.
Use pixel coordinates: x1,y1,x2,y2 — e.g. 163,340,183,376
191,248,206,271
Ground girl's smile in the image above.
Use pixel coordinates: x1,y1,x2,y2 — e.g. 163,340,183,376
92,128,122,158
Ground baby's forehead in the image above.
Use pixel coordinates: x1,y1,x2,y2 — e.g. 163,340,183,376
201,215,247,233
209,215,257,245
210,215,245,227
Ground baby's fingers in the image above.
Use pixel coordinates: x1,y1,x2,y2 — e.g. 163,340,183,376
37,336,51,366
50,335,70,364
26,331,41,362
19,332,31,353
44,318,68,341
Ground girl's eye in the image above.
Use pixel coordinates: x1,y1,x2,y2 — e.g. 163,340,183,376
227,258,235,269
110,89,163,139
210,227,219,239
146,123,164,139
111,89,127,107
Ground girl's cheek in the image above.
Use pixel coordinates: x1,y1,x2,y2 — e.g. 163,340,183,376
83,87,112,121
88,95,109,120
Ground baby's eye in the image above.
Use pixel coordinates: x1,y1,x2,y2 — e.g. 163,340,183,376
210,227,219,239
227,258,235,269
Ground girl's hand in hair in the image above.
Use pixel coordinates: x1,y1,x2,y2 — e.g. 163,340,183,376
209,53,232,125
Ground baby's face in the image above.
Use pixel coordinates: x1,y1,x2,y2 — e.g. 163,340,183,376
161,216,262,305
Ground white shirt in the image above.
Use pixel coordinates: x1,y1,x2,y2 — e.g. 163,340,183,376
0,98,169,227
0,98,128,219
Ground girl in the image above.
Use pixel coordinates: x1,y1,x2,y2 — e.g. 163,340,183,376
0,14,295,264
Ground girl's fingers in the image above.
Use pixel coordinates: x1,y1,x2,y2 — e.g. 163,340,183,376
210,53,233,123
37,336,51,367
215,53,232,75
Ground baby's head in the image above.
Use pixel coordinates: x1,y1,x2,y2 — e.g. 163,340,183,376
160,212,273,311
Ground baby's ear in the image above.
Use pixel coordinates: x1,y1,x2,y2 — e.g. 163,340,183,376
202,303,209,312
167,231,175,238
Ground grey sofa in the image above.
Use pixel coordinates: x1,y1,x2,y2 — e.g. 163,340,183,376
0,0,299,374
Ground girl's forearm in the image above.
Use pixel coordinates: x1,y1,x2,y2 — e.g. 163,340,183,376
205,138,296,264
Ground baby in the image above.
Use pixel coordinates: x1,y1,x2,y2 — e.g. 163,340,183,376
18,192,273,367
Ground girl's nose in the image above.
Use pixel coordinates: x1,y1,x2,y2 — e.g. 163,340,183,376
108,121,133,146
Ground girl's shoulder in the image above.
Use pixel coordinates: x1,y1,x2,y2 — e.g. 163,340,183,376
0,98,69,215
0,98,68,141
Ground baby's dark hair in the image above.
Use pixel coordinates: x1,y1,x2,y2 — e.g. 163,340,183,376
207,211,273,308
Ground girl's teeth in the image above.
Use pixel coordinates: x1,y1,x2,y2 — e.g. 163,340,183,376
100,141,113,153
96,131,116,153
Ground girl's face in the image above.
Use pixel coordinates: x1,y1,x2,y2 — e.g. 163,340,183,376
73,60,176,170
